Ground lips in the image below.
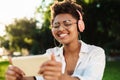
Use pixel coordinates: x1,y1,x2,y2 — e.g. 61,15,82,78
59,33,68,38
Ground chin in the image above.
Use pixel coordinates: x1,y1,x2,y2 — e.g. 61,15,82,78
59,40,70,45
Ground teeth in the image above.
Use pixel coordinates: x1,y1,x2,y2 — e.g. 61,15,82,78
59,34,67,37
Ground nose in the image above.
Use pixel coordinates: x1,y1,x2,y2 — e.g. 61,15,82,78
58,24,66,31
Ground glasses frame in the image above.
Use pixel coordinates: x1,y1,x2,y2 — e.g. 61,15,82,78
52,19,77,31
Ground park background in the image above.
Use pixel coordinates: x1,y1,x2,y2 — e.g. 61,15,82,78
0,0,120,80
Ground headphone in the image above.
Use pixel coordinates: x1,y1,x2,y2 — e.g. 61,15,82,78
76,10,85,32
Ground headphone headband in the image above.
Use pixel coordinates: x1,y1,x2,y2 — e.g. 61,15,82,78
76,10,83,20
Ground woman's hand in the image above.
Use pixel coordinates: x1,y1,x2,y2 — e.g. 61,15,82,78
5,57,25,80
38,54,62,80
5,65,25,80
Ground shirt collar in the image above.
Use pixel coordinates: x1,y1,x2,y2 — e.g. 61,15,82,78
80,40,89,54
55,40,89,57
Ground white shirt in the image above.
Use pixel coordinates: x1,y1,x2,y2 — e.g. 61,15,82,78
36,41,106,80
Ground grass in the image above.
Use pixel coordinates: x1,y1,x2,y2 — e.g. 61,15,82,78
103,61,120,80
0,61,9,80
0,60,120,80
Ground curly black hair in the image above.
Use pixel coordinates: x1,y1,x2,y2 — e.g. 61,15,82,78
50,0,84,23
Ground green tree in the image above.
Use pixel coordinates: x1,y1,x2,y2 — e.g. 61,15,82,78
5,18,39,54
34,0,55,54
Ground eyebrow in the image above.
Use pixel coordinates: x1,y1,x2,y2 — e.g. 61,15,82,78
53,19,72,23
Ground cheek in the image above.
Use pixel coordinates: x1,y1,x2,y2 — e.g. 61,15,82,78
51,29,57,37
71,27,79,37
71,26,78,33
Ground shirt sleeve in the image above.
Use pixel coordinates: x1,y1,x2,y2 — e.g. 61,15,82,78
72,47,106,80
35,76,44,80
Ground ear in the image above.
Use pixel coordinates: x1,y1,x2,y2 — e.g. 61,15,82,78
78,20,85,32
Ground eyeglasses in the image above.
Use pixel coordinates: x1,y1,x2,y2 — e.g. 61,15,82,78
52,20,77,30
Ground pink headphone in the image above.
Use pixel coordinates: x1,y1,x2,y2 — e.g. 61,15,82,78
76,10,85,32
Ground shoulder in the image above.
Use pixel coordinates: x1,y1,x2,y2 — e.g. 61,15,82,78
87,44,105,59
81,41,105,56
88,45,105,54
81,41,106,62
45,47,63,56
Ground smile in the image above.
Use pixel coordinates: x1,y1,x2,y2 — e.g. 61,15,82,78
59,33,68,38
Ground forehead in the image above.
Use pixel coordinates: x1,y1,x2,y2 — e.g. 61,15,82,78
53,13,76,22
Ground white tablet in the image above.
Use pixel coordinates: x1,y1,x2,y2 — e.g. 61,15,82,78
12,55,50,76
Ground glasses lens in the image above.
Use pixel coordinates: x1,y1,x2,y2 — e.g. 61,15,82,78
63,20,72,28
52,20,76,30
52,22,60,28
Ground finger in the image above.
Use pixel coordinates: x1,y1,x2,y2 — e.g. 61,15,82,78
8,65,25,76
40,56,58,68
43,70,62,77
39,65,62,74
43,75,58,80
6,70,23,80
40,60,62,68
51,53,56,61
38,57,62,75
6,69,16,77
5,75,17,80
8,56,12,65
38,60,51,75
16,74,23,80
43,75,53,80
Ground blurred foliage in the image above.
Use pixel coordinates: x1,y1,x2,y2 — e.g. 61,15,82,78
79,0,120,45
79,0,120,54
2,16,54,55
4,18,38,53
0,0,120,55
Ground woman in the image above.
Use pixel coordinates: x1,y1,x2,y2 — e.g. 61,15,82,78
5,0,105,80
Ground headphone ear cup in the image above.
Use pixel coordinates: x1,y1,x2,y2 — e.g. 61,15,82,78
78,20,85,32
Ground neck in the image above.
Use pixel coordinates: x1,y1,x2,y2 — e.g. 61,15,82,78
63,40,81,56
